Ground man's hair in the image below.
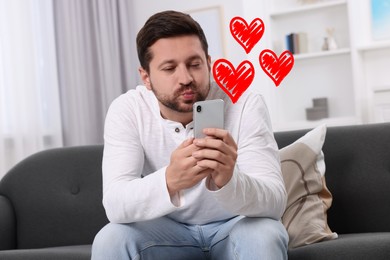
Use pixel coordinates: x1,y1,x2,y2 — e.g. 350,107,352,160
136,10,209,73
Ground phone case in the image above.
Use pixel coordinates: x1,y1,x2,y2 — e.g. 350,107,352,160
193,99,224,138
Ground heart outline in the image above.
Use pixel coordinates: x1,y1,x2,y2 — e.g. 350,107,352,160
212,59,255,104
259,49,294,87
230,17,265,54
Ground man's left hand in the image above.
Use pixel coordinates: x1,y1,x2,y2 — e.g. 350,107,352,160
192,128,237,189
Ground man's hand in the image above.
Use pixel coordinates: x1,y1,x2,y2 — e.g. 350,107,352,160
192,128,238,189
166,138,211,197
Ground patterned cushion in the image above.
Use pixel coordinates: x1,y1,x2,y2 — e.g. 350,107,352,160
280,124,337,248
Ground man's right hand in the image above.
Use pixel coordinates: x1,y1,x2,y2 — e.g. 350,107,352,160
166,138,211,197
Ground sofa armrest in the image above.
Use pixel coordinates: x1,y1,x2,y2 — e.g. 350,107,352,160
0,195,16,250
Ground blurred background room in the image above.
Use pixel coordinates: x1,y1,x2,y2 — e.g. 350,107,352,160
1,0,389,178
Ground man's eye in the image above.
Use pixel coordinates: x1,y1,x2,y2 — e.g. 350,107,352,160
162,67,174,71
190,63,200,68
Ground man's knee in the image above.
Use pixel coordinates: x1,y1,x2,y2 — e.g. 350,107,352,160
232,218,288,245
92,223,135,259
212,218,288,260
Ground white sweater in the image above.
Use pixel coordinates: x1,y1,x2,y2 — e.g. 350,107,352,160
102,83,287,224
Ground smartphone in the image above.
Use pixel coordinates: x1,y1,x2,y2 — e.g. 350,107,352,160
193,99,224,138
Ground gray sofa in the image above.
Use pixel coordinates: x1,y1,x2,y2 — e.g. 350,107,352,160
0,123,389,259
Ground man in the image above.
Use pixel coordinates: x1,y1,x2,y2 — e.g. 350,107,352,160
92,10,288,260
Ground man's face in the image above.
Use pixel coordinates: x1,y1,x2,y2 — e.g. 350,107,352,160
140,35,211,114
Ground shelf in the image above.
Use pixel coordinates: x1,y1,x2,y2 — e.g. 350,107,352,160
266,1,378,128
373,85,390,93
270,0,347,18
357,41,390,52
294,48,350,60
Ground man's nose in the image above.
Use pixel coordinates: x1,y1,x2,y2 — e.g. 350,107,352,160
178,66,193,86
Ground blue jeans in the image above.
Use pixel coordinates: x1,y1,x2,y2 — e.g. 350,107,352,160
91,216,288,260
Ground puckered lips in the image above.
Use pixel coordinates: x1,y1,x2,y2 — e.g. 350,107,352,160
181,89,195,101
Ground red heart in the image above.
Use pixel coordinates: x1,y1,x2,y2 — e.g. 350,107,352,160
230,17,265,54
212,59,255,104
259,50,294,87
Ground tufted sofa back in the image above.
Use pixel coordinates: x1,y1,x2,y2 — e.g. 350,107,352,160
0,145,108,249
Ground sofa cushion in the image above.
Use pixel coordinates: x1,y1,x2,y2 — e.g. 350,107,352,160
280,124,337,248
288,233,390,260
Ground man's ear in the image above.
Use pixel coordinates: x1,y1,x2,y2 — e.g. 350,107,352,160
207,55,212,71
139,67,152,90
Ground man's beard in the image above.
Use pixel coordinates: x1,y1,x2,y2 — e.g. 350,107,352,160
150,82,210,113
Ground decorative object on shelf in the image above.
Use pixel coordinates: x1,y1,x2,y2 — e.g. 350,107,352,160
306,97,329,121
373,85,390,122
374,104,390,122
321,37,329,51
297,0,319,5
321,27,338,51
325,27,338,50
370,0,390,41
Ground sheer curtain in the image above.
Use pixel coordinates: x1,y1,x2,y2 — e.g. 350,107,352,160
53,0,139,146
0,0,138,178
0,0,63,178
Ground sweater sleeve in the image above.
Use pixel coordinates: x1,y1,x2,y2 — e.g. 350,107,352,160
101,96,177,224
209,94,287,220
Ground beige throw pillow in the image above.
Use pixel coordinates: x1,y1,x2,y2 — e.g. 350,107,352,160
280,124,338,248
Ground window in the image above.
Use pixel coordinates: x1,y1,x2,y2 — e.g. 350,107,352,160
0,0,62,178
